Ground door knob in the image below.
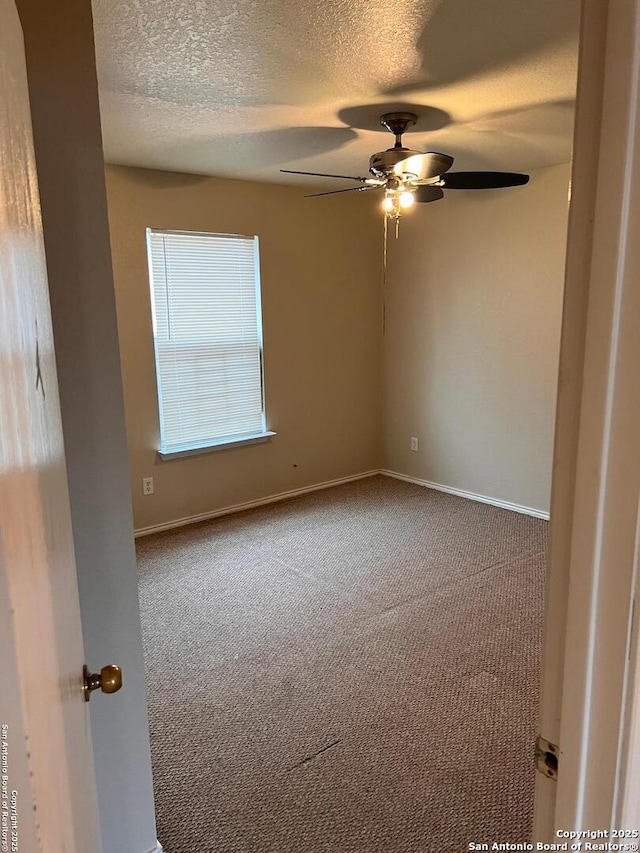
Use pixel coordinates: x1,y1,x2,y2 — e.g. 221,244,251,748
83,664,122,702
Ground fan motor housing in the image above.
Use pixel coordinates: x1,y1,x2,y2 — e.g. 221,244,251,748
369,147,422,178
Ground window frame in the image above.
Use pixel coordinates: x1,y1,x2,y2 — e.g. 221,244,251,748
145,227,274,460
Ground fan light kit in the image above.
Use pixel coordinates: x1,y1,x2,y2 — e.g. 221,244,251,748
282,111,530,232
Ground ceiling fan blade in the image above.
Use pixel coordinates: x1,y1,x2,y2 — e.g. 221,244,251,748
395,152,454,181
414,186,445,203
281,169,371,183
440,171,530,189
304,185,380,198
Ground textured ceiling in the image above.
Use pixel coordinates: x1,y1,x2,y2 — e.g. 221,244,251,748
92,0,581,186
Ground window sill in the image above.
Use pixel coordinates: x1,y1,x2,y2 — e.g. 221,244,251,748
157,431,276,461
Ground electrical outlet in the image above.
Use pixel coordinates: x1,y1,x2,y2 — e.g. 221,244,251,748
142,477,154,496
410,437,419,452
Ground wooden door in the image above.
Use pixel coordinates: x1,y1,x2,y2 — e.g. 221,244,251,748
0,0,102,850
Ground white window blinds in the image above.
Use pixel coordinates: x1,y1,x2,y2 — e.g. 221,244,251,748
147,229,266,455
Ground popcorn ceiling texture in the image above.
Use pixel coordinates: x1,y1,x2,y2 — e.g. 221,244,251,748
92,0,581,183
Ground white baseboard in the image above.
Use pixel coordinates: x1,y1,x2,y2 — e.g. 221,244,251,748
134,467,549,537
147,843,163,853
380,469,550,520
134,470,380,537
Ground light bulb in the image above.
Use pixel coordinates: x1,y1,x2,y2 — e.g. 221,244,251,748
382,195,395,212
399,191,415,208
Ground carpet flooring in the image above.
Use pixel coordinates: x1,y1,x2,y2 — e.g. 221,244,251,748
136,475,547,853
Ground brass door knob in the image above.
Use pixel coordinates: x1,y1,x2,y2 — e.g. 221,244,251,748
83,664,123,702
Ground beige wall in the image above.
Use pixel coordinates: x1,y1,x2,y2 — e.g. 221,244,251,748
383,163,570,513
107,162,568,529
105,166,382,531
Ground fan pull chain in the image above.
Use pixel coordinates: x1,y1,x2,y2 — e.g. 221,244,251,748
382,213,388,336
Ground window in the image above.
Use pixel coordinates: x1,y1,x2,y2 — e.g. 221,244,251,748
146,229,272,458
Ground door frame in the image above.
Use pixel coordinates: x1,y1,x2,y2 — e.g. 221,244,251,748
535,0,640,836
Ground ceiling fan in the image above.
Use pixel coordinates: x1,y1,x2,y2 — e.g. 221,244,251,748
281,111,529,221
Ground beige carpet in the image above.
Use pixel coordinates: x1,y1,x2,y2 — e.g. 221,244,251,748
136,475,547,853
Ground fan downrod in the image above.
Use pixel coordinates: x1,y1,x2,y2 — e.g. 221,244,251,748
380,112,418,147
